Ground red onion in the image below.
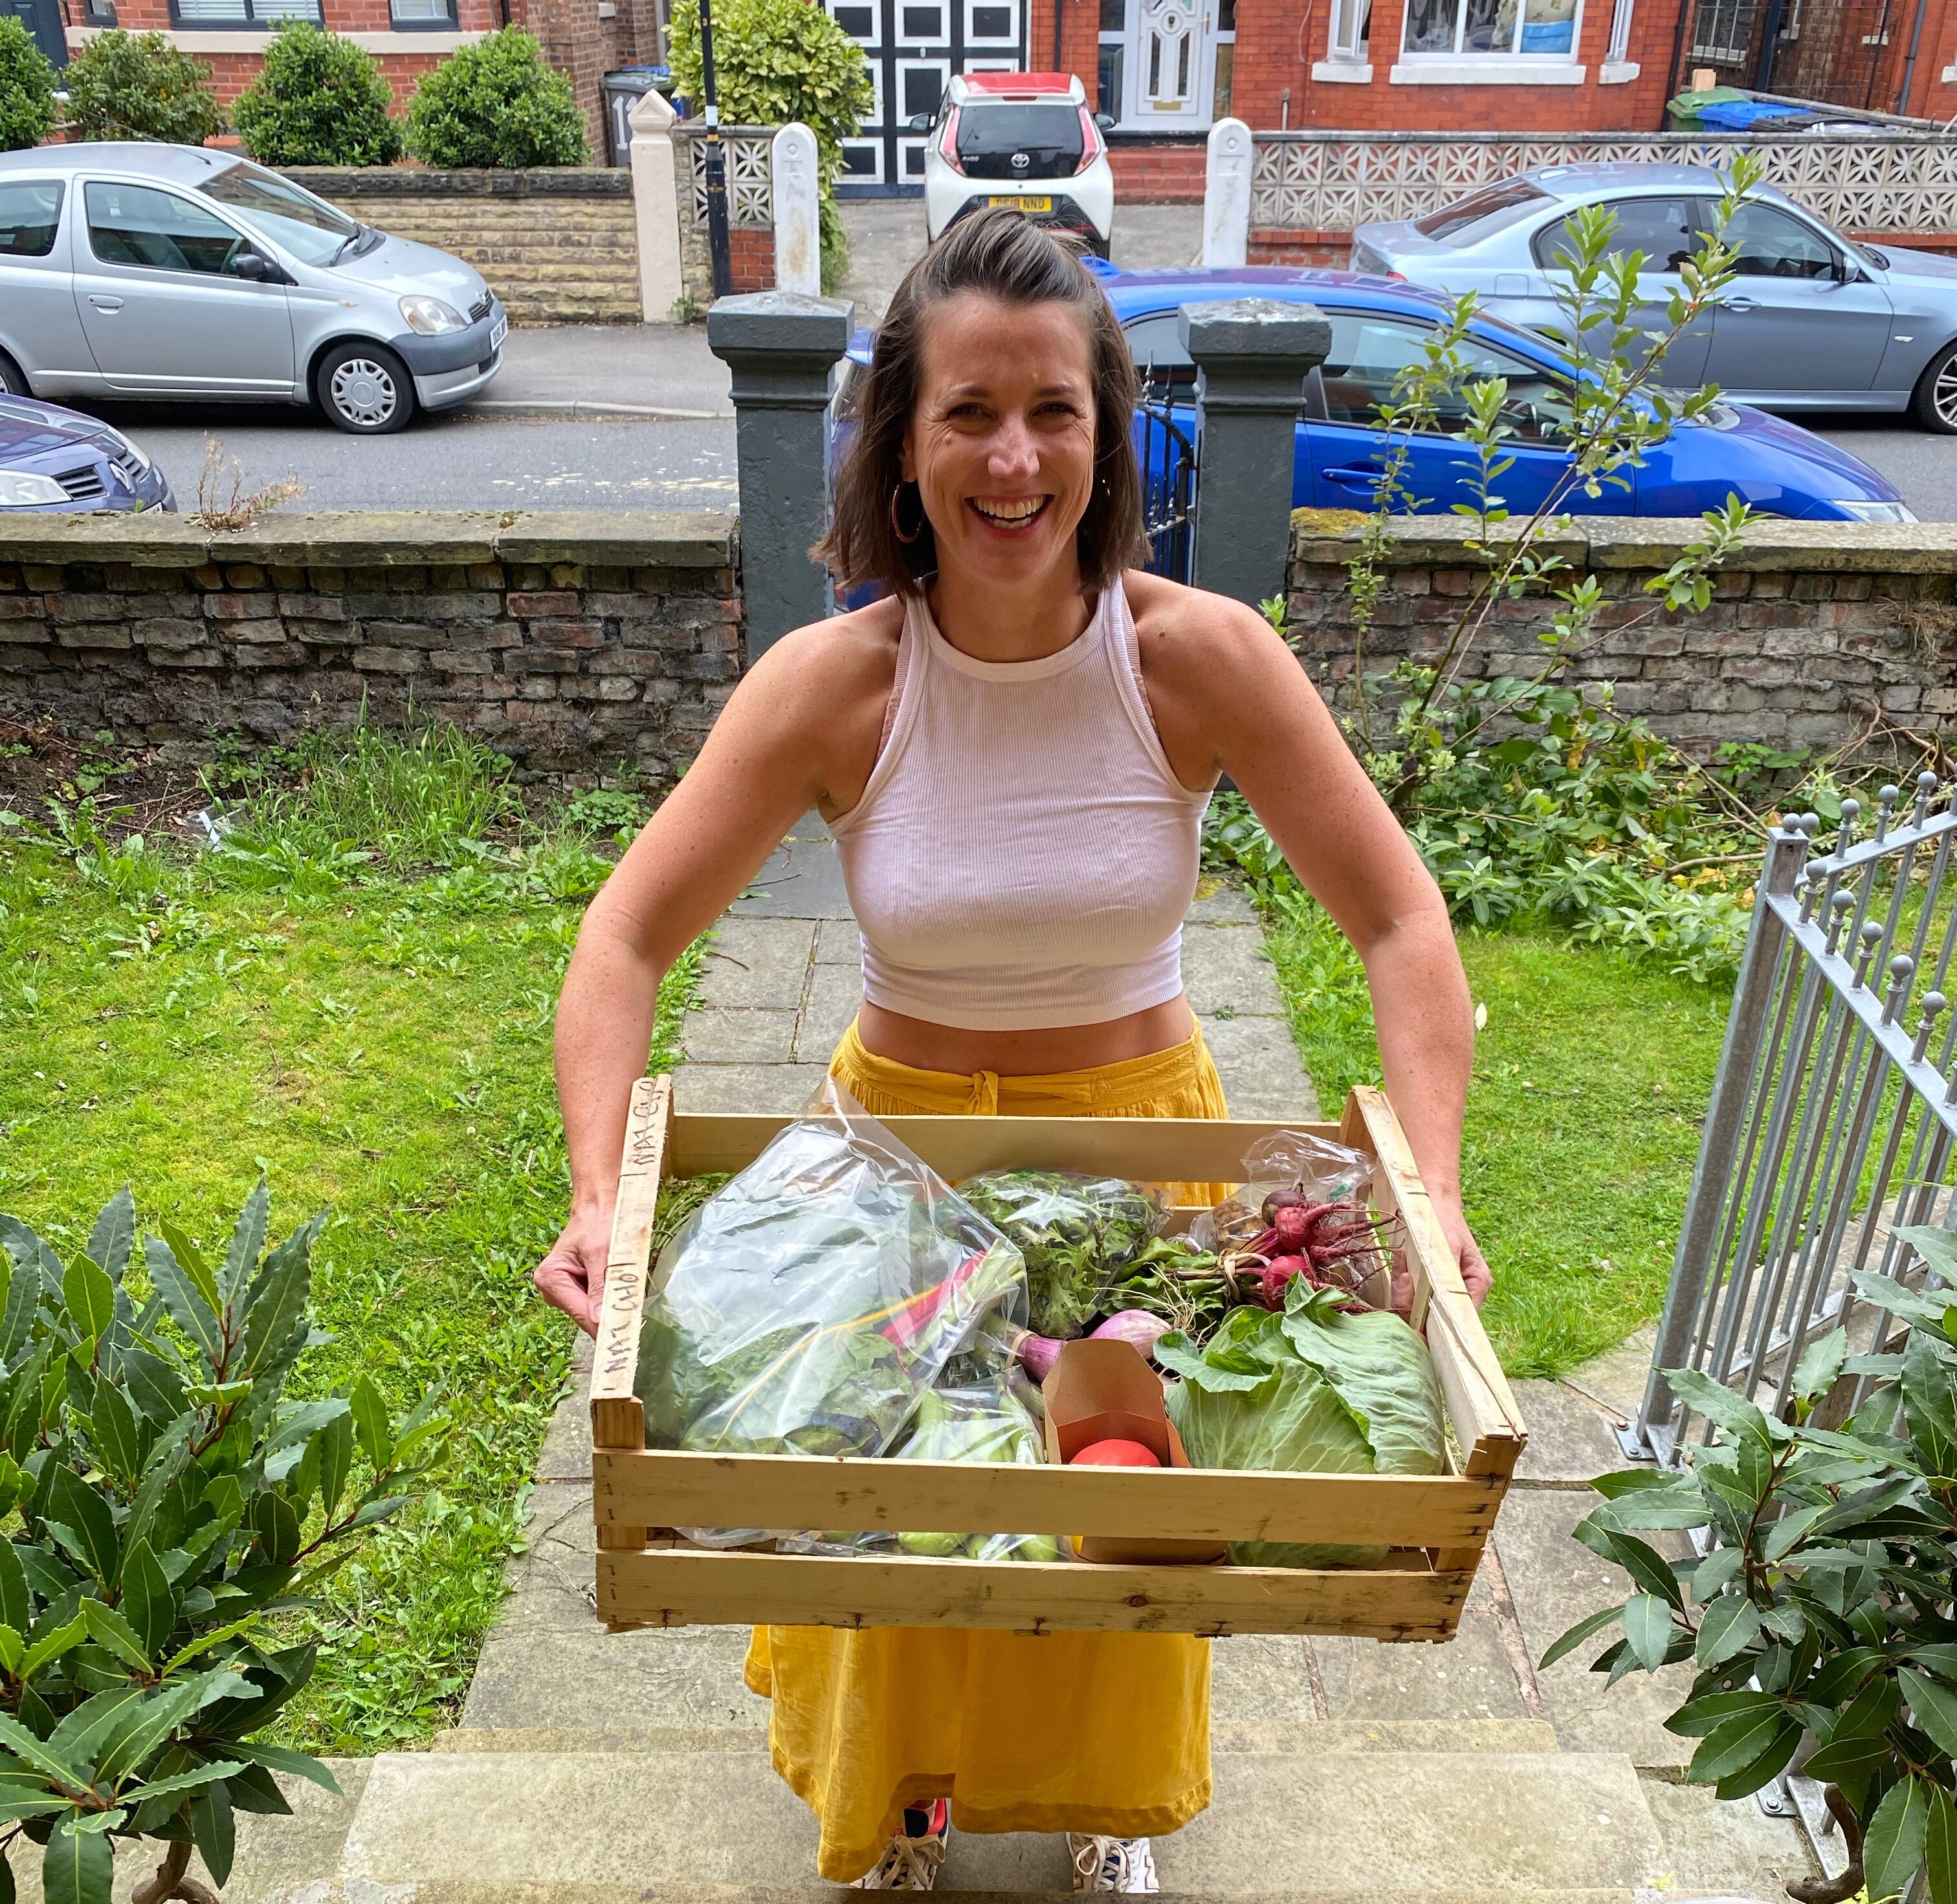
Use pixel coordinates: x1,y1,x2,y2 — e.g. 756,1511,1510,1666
1090,1311,1173,1361
1017,1333,1066,1383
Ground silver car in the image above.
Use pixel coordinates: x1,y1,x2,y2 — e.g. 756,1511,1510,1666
1352,162,1957,434
0,143,505,435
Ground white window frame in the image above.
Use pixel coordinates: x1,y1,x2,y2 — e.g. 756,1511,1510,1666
1314,0,1370,78
1391,0,1585,76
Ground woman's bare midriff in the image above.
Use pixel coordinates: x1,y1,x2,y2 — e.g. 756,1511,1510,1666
855,994,1198,1078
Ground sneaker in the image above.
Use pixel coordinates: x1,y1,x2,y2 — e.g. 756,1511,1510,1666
1068,1834,1160,1894
852,1799,950,1890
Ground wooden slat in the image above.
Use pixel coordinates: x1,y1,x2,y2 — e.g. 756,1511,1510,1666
589,1076,674,1456
1344,1088,1527,1469
593,1448,1503,1546
667,1113,1343,1184
596,1544,1471,1638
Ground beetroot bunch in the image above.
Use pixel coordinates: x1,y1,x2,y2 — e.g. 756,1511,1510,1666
1237,1188,1396,1310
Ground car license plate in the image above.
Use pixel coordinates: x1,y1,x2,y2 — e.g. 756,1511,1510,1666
989,195,1053,213
491,315,508,351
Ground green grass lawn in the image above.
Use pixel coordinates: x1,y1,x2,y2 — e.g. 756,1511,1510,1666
1263,898,1732,1378
0,736,695,1751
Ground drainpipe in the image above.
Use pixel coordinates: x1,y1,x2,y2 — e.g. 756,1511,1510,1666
1897,0,1930,115
1664,0,1691,119
1751,0,1786,91
1050,0,1063,79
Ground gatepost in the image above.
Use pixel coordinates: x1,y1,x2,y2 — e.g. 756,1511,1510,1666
707,292,856,661
1179,299,1331,610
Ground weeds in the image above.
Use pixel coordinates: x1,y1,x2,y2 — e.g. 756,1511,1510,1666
192,436,305,531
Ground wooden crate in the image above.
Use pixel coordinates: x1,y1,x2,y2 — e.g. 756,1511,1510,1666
589,1078,1527,1641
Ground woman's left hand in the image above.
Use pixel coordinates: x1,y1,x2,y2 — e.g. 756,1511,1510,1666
1390,1202,1491,1316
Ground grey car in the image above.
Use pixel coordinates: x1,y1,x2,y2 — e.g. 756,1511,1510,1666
0,143,505,435
1352,162,1957,433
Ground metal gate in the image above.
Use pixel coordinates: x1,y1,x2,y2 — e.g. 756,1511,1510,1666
1623,774,1957,1467
819,0,1027,196
1136,391,1196,584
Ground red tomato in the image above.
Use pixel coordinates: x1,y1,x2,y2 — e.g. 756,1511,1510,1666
1069,1438,1162,1468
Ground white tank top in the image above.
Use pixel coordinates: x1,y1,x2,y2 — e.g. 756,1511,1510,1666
830,579,1212,1034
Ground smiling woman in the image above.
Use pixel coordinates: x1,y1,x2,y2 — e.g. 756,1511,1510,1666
536,207,1487,1891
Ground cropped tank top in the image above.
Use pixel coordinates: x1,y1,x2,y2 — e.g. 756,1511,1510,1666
829,580,1212,1034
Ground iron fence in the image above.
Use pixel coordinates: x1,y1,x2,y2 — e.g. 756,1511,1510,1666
1624,773,1957,1468
1136,390,1197,586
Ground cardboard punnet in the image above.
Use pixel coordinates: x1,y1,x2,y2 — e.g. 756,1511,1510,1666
1041,1338,1228,1566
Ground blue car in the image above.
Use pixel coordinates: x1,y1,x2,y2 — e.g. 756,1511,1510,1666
0,392,172,514
833,263,1914,532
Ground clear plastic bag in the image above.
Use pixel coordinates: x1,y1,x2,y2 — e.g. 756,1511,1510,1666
955,1170,1167,1338
1189,1129,1389,1311
793,1334,1065,1564
634,1077,1026,1547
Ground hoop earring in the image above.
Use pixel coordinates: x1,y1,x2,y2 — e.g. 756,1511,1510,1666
889,480,925,546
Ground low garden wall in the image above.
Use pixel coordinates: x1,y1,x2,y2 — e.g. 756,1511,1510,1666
1287,513,1957,756
291,168,642,326
0,513,740,781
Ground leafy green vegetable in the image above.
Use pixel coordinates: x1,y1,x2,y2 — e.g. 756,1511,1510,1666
1163,1281,1444,1567
957,1171,1166,1338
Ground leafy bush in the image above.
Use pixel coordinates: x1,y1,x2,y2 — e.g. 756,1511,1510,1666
0,1185,440,1904
1554,1226,1957,1904
63,30,223,144
232,23,401,168
667,0,872,188
0,17,56,153
404,28,586,168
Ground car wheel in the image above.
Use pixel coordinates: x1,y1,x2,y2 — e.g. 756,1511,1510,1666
1910,339,1957,434
315,342,416,435
0,349,30,398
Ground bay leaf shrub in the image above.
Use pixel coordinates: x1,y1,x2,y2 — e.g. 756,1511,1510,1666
404,27,586,168
1551,1226,1957,1904
233,23,402,168
63,30,222,145
0,18,55,154
0,1186,441,1904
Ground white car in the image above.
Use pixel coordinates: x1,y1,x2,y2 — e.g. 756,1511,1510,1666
918,72,1115,258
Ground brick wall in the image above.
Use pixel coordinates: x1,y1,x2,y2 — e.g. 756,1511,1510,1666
1107,142,1206,203
290,168,641,324
1287,513,1957,755
0,514,742,782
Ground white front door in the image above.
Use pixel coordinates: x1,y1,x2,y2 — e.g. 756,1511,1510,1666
1123,0,1213,125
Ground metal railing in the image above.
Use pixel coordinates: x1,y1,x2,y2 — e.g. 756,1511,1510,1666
1250,130,1957,242
1136,390,1197,586
1624,773,1957,1465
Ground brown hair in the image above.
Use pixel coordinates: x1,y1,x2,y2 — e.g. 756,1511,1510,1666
815,207,1145,597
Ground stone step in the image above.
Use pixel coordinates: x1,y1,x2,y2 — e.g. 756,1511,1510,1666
432,1718,1564,1756
296,1748,1670,1896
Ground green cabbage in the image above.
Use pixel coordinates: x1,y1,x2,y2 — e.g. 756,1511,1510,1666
1160,1281,1445,1568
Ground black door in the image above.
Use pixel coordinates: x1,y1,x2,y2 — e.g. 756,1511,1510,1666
1,0,66,70
821,0,1026,195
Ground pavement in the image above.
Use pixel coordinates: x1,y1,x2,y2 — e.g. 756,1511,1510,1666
27,832,1829,1904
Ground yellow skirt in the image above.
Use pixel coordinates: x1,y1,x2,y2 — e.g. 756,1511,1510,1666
743,1017,1229,1882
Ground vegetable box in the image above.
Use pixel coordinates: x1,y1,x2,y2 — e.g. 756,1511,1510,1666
588,1079,1527,1641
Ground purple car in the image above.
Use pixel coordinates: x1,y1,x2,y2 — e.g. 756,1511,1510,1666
0,392,172,513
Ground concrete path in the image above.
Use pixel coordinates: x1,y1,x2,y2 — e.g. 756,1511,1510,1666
676,815,1316,1118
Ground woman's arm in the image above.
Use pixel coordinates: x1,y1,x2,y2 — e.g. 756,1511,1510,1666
1131,577,1490,1306
535,612,896,1331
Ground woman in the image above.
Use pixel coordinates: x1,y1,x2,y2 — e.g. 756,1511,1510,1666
536,209,1489,1894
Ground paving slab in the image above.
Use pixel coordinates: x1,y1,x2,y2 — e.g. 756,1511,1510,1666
815,918,865,964
1313,1606,1532,1723
1637,1772,1817,1899
327,1747,1668,1893
1199,1013,1320,1120
683,1008,802,1065
733,831,856,922
798,962,867,1061
676,1063,838,1113
1494,1490,1694,1771
1511,1378,1633,1487
698,918,817,1011
1182,921,1288,1018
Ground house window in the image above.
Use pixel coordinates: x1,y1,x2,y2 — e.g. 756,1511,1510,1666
1604,0,1631,57
1211,0,1233,115
83,0,118,25
1328,0,1369,58
1401,0,1578,55
392,0,458,25
1098,0,1123,115
171,0,322,26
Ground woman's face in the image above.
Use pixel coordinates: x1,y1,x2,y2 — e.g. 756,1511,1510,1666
902,290,1098,591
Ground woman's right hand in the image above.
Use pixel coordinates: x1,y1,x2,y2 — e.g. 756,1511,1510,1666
535,1205,615,1336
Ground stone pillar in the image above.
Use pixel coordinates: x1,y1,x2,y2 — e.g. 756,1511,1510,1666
1180,298,1329,610
707,292,856,660
771,122,822,297
630,87,685,321
1201,117,1252,269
